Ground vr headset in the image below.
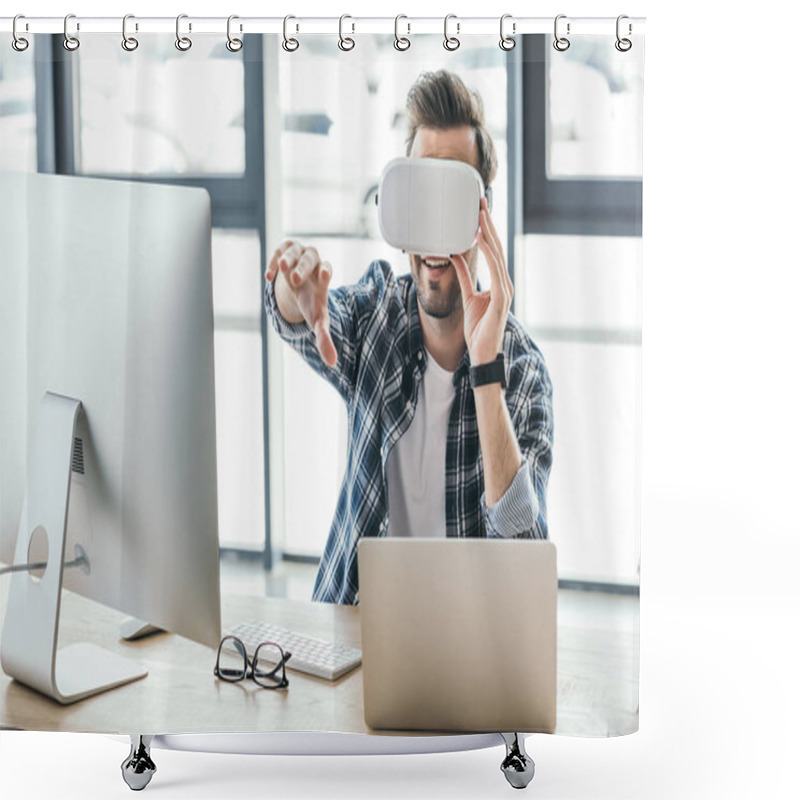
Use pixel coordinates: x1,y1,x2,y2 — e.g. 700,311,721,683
376,157,491,258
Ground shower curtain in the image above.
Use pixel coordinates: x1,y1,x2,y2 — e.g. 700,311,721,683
0,18,643,747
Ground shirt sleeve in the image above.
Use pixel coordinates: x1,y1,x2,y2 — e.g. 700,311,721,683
263,260,390,403
481,348,553,539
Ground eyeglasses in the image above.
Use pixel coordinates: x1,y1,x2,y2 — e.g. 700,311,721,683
214,635,292,690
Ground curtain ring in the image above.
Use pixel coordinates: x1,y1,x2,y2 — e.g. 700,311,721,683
338,14,355,51
63,13,80,51
443,14,460,51
615,15,632,52
122,14,139,52
553,14,570,52
499,14,515,51
227,15,243,52
175,14,192,51
12,15,29,52
282,15,299,52
394,15,411,51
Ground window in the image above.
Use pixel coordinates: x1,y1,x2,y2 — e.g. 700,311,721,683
35,35,271,563
76,35,245,176
522,35,643,237
516,36,643,586
546,37,643,179
0,39,38,171
211,229,267,551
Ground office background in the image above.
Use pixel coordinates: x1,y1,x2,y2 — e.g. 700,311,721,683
0,21,641,594
2,0,798,798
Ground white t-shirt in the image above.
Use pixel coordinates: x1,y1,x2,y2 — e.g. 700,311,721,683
386,349,456,538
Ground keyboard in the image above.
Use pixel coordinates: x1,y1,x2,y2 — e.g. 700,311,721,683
223,620,362,682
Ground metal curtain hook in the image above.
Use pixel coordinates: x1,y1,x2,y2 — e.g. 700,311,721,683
282,15,299,52
553,14,570,52
615,14,632,52
175,14,192,51
338,14,355,51
63,13,80,51
500,14,515,51
444,14,460,51
227,15,243,52
122,14,139,52
394,14,410,51
12,14,29,51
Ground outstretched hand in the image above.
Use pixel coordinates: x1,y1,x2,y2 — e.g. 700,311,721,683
451,197,513,367
265,239,338,367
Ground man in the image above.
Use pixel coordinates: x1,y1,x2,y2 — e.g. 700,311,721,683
264,70,553,605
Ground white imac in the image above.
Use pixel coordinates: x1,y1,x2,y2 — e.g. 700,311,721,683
0,171,221,704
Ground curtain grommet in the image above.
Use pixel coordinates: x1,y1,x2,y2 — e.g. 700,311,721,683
282,15,299,52
63,13,80,51
175,14,192,51
553,14,570,52
615,15,633,52
443,14,460,51
226,15,243,52
338,14,355,51
121,14,139,52
12,14,29,52
394,15,411,51
500,14,515,51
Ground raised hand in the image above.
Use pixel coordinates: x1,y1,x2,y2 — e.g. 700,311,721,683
451,197,513,367
265,239,338,367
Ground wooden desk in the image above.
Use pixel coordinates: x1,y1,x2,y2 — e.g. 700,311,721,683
0,584,638,737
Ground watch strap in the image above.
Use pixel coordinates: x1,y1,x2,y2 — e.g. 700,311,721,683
469,353,506,389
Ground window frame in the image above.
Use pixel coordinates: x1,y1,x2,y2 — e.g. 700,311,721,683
517,36,641,593
522,34,642,237
37,34,274,569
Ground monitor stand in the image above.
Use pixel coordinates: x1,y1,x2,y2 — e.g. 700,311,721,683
0,392,148,705
119,617,164,641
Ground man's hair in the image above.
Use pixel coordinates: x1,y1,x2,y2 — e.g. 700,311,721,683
405,70,498,190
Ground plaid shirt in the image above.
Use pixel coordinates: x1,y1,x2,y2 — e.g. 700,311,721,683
264,260,553,605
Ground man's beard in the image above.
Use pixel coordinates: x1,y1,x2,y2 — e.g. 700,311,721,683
410,254,464,319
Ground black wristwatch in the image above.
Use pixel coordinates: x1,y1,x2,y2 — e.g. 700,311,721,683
469,353,506,389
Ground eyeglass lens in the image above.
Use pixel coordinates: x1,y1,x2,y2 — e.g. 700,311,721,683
253,642,287,688
216,635,248,681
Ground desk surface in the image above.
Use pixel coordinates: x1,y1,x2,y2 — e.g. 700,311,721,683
0,585,638,737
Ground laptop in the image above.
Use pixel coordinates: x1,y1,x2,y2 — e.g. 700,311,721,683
357,538,557,733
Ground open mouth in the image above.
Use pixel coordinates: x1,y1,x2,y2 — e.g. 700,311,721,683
420,256,452,274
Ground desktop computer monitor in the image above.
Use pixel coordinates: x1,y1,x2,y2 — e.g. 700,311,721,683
0,171,221,703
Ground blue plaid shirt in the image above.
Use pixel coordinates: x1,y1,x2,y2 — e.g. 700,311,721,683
264,260,553,605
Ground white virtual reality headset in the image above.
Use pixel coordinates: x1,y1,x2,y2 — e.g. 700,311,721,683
376,157,491,258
